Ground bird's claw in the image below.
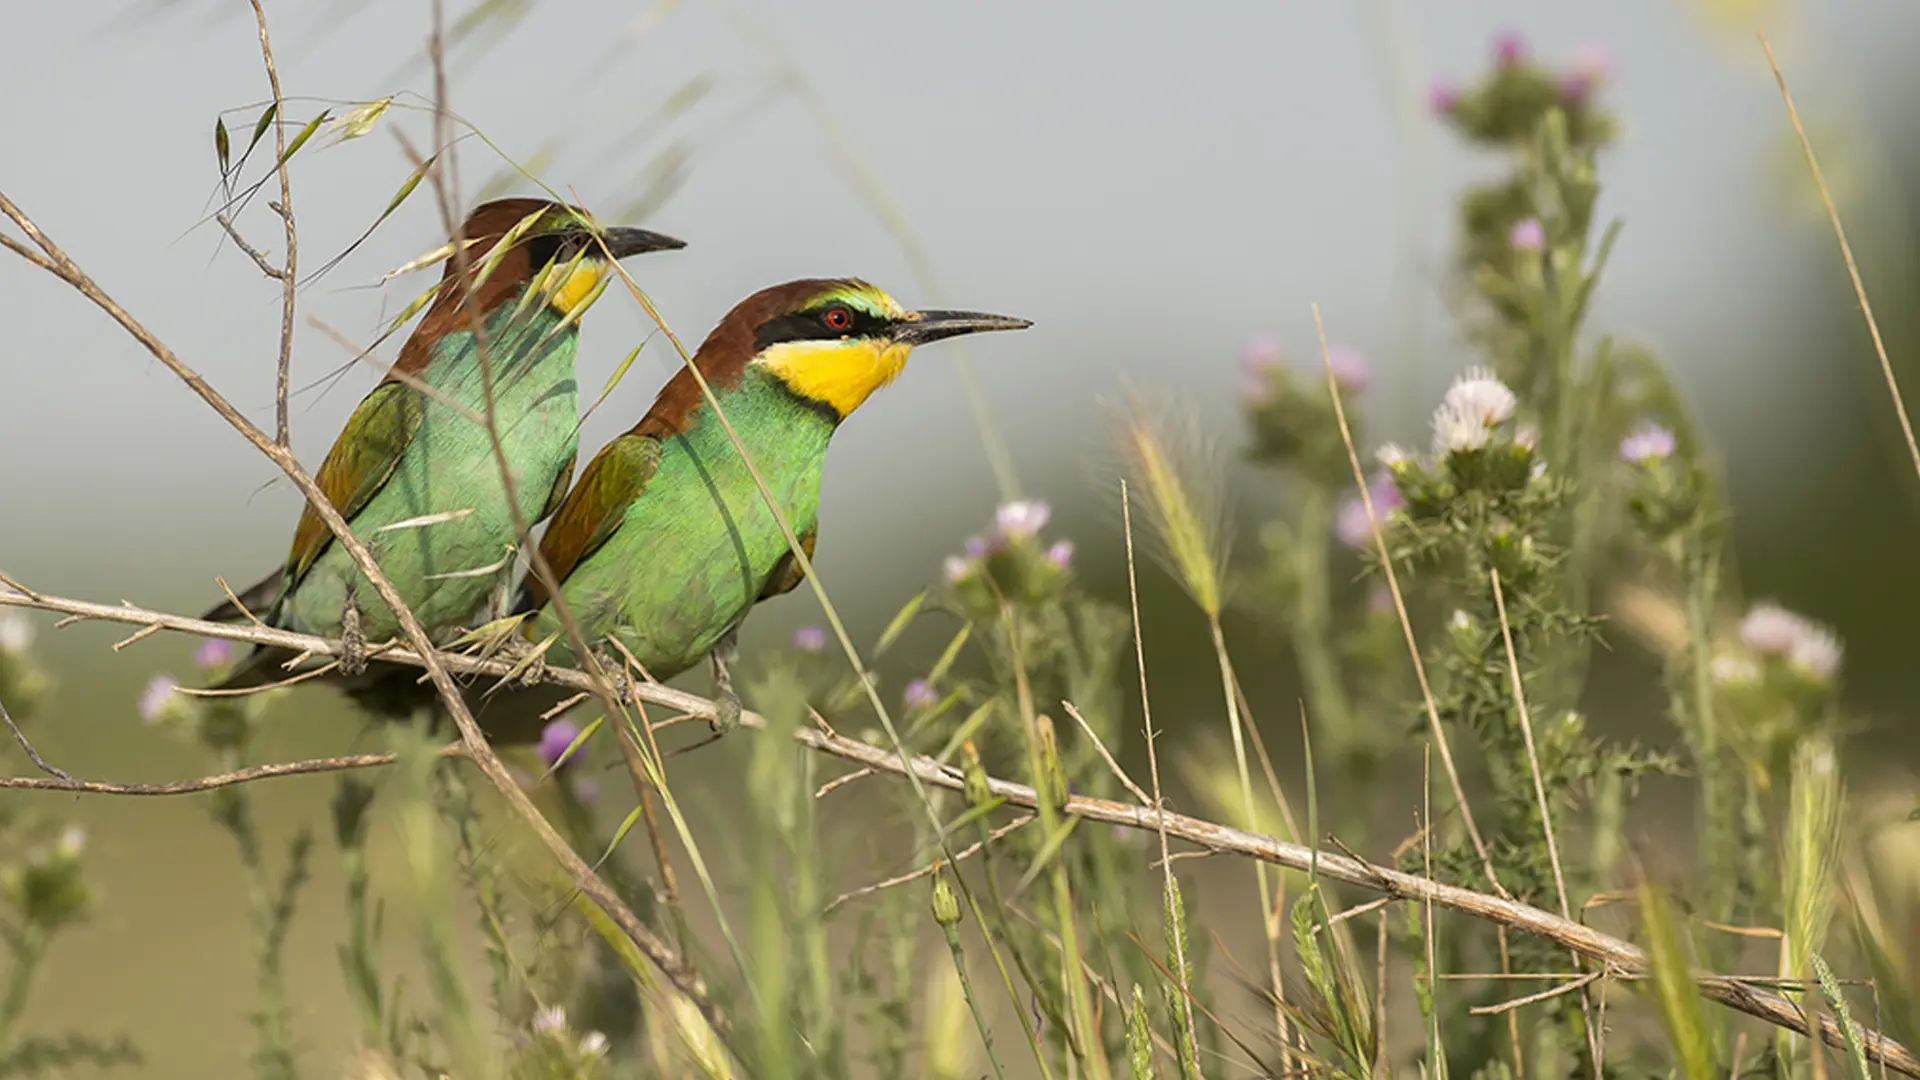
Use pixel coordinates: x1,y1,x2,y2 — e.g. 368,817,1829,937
494,634,550,688
339,603,368,677
708,627,742,736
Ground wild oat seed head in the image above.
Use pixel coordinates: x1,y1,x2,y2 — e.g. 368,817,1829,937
1109,390,1231,618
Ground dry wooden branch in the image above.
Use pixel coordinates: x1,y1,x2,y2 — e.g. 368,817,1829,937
2,584,1915,1078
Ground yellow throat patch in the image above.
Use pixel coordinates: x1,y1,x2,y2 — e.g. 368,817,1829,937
758,338,912,418
546,260,606,317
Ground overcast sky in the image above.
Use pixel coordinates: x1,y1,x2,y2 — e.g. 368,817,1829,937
3,0,1915,621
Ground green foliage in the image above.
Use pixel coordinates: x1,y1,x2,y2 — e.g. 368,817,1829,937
18,22,1920,1080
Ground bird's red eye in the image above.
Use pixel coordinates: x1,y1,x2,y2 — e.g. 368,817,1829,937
823,306,853,332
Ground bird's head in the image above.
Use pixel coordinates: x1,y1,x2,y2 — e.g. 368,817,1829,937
453,197,685,318
722,278,1031,420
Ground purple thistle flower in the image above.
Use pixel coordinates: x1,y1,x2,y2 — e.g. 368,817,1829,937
1510,217,1545,252
1427,79,1460,116
1571,42,1611,84
792,625,828,653
1618,424,1676,464
1326,346,1372,395
533,1005,568,1035
1493,30,1527,67
904,678,938,710
1738,602,1803,655
995,500,1051,540
963,534,993,558
0,611,33,655
138,674,178,724
539,719,582,769
571,777,600,803
1240,336,1282,375
1334,472,1406,549
194,637,236,670
1046,539,1075,570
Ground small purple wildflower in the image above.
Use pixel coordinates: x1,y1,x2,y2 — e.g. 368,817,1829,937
1046,539,1074,570
1510,217,1545,252
1326,346,1372,395
963,534,993,558
995,500,1051,541
904,678,938,710
792,625,828,653
1240,337,1281,375
1427,79,1459,116
194,637,235,670
533,1005,568,1035
1366,586,1395,614
539,719,582,770
1493,30,1527,67
1737,602,1802,656
1618,424,1676,464
0,611,32,655
943,555,973,584
1334,472,1406,549
1571,42,1611,84
138,674,178,724
572,777,600,803
1789,625,1844,680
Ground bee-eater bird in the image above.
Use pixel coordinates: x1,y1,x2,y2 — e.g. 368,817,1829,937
202,197,685,694
493,277,1030,735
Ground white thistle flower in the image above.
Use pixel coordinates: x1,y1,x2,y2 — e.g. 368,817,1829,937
1788,624,1844,681
1442,367,1518,427
1737,602,1803,655
1431,403,1491,454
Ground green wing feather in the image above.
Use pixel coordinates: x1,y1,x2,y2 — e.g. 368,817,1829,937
520,433,662,611
283,381,426,592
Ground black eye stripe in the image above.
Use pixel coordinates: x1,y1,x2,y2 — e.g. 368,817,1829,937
753,304,891,352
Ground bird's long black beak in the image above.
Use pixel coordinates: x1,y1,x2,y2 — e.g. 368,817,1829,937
601,226,687,259
892,309,1033,346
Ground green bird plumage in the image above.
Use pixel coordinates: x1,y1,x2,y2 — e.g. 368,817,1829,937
203,197,684,697
472,278,1029,738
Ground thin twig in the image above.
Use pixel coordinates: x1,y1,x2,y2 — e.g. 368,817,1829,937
0,746,460,793
1761,33,1920,489
1490,567,1601,1073
1470,972,1605,1017
214,213,285,280
1123,479,1205,1078
0,692,69,780
247,0,298,448
0,587,1915,1077
1061,700,1151,807
0,187,716,1033
1313,302,1505,897
822,814,1034,914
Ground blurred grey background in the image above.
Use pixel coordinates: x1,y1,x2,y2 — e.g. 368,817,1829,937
5,0,1920,1074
